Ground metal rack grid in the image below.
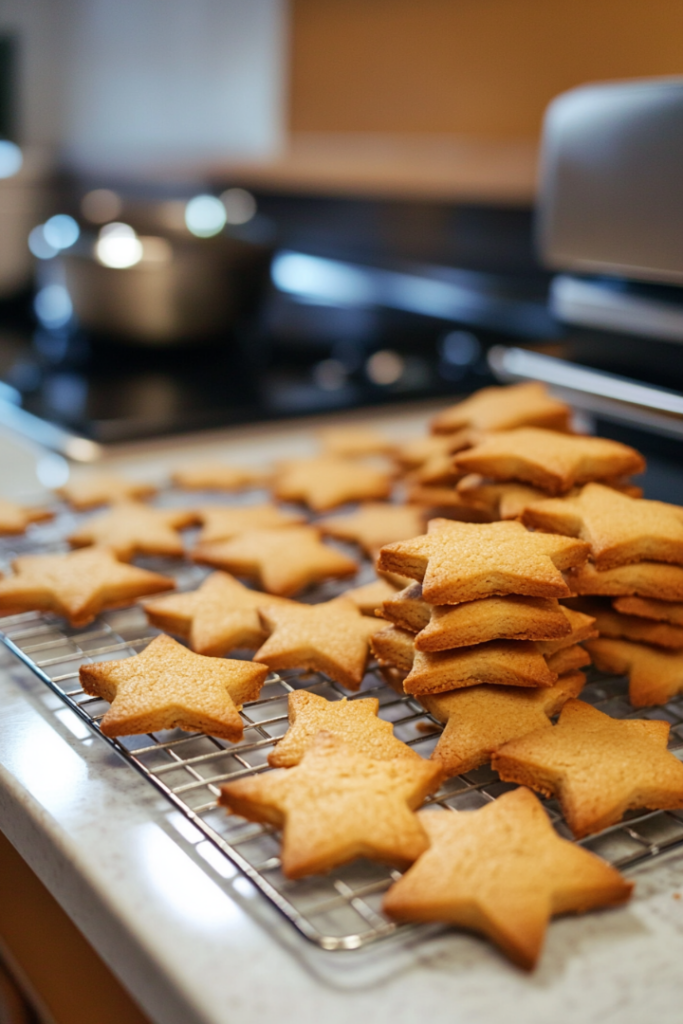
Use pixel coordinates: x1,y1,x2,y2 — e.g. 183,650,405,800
3,505,683,952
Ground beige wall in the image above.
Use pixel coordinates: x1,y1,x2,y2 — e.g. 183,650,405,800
290,0,683,139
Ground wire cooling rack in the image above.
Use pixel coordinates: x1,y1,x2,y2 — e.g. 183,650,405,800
3,499,683,951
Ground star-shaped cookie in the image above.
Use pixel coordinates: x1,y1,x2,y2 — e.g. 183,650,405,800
523,483,683,569
396,431,471,470
318,425,395,458
254,597,383,689
405,484,491,519
68,501,197,561
421,670,586,777
414,595,573,652
431,381,572,435
318,503,426,554
455,428,645,495
377,518,589,605
58,473,157,509
343,577,399,615
567,560,683,601
0,498,53,535
193,526,358,596
493,699,683,836
580,600,683,650
219,731,442,878
0,547,174,626
613,595,683,625
268,691,420,767
272,456,392,511
171,461,267,491
585,637,683,708
195,503,305,544
80,634,268,740
382,789,632,970
142,571,291,656
371,626,557,695
380,582,431,632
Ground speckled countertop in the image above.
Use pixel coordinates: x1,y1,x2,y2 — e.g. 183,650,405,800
2,410,683,1024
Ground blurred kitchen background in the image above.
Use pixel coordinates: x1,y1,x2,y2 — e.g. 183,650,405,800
1,0,683,457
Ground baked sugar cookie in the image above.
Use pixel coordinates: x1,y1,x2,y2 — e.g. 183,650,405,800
0,498,53,535
493,699,683,837
414,595,572,652
0,547,174,626
318,503,426,554
523,483,683,569
566,560,683,601
220,731,441,879
273,456,392,511
585,636,683,708
195,503,305,544
193,526,358,596
431,382,571,436
80,634,268,740
343,578,399,616
421,671,586,777
378,519,589,605
68,501,197,561
455,428,644,495
58,473,157,509
255,597,383,690
172,462,266,491
383,789,632,970
613,595,683,625
268,691,419,767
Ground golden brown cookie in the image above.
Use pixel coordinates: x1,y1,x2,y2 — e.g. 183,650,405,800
272,456,392,511
219,731,442,879
371,626,557,695
80,634,267,740
193,525,358,597
0,547,174,626
585,636,683,708
68,501,197,561
377,518,589,605
254,597,382,690
580,600,683,650
455,476,553,520
566,560,683,601
58,473,157,509
613,595,683,625
523,483,683,569
455,428,645,495
431,382,572,436
0,498,53,535
535,606,598,655
268,691,419,767
421,671,586,777
544,643,591,676
195,503,305,544
171,461,267,491
318,503,426,554
142,572,291,656
407,452,465,487
415,595,572,652
405,484,494,520
343,577,399,616
396,431,471,470
382,789,632,970
380,582,431,633
493,699,683,837
318,425,395,458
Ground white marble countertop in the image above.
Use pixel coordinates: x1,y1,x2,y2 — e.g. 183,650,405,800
2,408,683,1024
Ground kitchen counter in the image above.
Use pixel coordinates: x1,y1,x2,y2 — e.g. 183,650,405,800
3,409,683,1024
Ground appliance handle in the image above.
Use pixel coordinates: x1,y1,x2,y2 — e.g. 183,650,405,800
487,344,683,440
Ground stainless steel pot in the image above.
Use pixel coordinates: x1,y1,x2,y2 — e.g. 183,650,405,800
61,231,271,346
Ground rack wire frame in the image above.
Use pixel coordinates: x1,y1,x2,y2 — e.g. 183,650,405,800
3,502,683,952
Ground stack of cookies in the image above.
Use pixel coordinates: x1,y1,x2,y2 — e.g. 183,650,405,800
398,382,574,516
368,518,597,774
452,425,645,522
520,482,683,708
